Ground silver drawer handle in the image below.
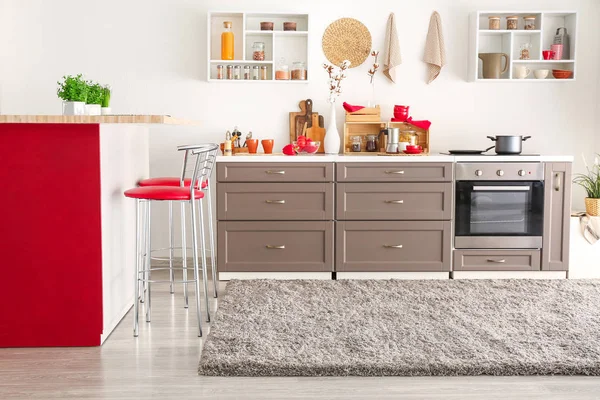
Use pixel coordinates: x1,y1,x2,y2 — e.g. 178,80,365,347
266,170,285,175
265,200,286,204
385,170,405,174
385,200,404,204
266,245,285,249
487,259,506,263
383,244,403,249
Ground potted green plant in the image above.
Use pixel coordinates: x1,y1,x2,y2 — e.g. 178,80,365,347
85,81,104,115
573,154,600,216
57,74,88,115
101,86,111,115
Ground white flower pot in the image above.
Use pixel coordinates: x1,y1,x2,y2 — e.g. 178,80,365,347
85,104,101,116
101,107,112,115
324,102,340,154
62,101,86,116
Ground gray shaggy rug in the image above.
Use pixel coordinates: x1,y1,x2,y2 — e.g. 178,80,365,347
198,279,600,376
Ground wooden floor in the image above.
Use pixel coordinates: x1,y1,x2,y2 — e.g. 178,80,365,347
1,271,600,400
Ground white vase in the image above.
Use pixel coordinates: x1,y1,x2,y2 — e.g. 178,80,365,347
85,104,101,116
324,102,340,154
101,107,112,115
62,101,86,116
367,80,377,108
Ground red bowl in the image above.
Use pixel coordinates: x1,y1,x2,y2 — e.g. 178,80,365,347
552,69,573,79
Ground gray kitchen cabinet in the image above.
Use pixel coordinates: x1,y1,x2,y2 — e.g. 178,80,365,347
218,221,334,272
336,162,453,182
217,162,333,182
454,250,541,271
218,182,334,221
336,221,452,272
542,162,572,271
336,182,452,220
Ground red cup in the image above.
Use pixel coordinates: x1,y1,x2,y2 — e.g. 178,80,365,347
551,44,563,60
246,139,259,154
261,139,274,154
542,50,555,60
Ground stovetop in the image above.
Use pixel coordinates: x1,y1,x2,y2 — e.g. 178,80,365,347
439,153,540,156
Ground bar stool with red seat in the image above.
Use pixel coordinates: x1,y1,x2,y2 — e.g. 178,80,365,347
138,146,218,300
124,143,218,337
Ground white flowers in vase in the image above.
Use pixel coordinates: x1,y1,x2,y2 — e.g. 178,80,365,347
322,60,351,103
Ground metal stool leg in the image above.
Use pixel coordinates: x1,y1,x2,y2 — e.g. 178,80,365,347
190,200,203,337
133,199,141,337
206,184,218,298
145,202,152,323
168,201,174,294
140,200,146,304
198,198,211,322
181,202,189,308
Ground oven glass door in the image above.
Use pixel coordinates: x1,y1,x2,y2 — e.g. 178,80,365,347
455,181,544,237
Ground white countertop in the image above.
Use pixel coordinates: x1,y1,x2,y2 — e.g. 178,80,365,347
217,154,574,163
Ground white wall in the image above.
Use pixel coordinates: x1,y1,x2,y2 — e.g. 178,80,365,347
2,0,600,247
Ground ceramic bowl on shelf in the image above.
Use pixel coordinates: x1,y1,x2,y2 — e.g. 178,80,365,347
552,69,573,79
534,69,549,79
293,141,320,154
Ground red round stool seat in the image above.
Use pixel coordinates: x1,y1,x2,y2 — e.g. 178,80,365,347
138,177,208,189
124,186,204,201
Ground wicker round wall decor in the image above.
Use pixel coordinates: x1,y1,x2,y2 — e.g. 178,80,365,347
322,18,372,68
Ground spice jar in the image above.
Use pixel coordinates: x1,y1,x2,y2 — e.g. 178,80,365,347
233,65,241,80
243,65,250,80
291,61,307,80
252,42,265,61
506,16,518,30
350,136,362,152
524,16,536,30
275,58,290,80
520,43,531,60
365,135,378,152
252,65,260,80
260,65,268,80
216,65,224,79
226,65,233,80
488,16,500,30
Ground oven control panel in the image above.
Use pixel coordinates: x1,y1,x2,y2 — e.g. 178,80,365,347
456,163,544,181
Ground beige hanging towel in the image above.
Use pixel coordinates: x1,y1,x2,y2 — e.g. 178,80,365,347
424,11,446,84
383,13,402,83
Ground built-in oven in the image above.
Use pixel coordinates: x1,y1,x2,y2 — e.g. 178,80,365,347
455,163,545,249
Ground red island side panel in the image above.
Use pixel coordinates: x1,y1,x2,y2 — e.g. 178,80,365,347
0,123,103,347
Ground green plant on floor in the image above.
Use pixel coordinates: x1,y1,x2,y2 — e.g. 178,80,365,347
573,154,600,198
101,86,111,108
86,81,105,105
56,74,88,102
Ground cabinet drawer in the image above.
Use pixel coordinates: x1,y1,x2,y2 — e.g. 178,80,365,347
336,163,453,182
217,163,333,182
218,183,334,221
218,221,333,272
337,182,452,220
336,221,451,272
453,250,541,271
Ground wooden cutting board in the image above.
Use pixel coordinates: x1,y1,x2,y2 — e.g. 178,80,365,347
289,99,325,142
306,113,325,153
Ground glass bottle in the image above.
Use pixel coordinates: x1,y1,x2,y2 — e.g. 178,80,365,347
216,65,224,79
260,65,268,80
243,65,250,80
252,66,260,80
506,16,518,30
350,136,362,152
221,21,234,60
226,65,233,80
275,58,290,80
366,135,378,152
291,61,307,80
252,42,265,61
233,65,241,80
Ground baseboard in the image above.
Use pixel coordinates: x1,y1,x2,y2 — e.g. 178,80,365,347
100,296,134,344
336,272,451,280
452,271,567,280
219,272,333,280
